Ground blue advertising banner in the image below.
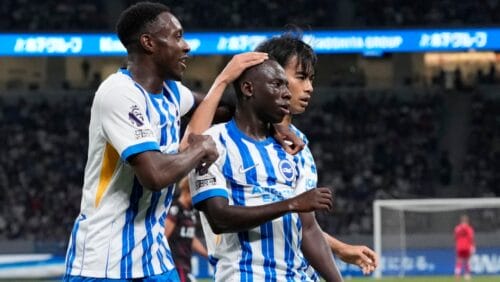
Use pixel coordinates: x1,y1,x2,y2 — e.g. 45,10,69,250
1,28,499,56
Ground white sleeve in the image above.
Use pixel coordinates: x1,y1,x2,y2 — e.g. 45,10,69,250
188,131,229,207
177,82,195,116
98,84,159,161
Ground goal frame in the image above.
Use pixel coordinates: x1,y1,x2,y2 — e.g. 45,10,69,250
373,197,500,278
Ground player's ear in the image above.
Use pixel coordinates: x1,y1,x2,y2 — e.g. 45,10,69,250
241,81,253,99
139,33,155,53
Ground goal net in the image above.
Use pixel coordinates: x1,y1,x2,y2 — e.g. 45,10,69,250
373,198,500,278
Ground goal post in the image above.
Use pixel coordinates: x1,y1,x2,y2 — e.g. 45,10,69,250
373,197,500,279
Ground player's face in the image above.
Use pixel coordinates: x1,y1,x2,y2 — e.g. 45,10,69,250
252,61,291,123
283,55,314,115
150,12,190,81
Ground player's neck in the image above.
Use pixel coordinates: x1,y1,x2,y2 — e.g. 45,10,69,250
126,59,164,94
280,114,292,126
234,110,271,141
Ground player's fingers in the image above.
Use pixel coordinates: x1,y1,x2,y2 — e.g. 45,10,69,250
363,248,379,267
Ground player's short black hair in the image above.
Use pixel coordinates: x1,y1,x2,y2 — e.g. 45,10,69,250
232,58,277,99
255,31,317,77
116,1,171,48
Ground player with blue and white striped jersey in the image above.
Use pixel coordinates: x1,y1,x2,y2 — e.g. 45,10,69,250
189,60,338,281
63,3,220,281
256,34,379,276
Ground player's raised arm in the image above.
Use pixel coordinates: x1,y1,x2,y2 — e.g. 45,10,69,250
179,52,268,151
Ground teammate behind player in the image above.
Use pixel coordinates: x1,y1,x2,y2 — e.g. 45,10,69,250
166,177,208,282
454,214,475,280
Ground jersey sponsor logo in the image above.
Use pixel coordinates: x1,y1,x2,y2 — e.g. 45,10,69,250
279,159,295,181
238,163,259,174
195,173,216,189
128,105,144,127
134,129,154,139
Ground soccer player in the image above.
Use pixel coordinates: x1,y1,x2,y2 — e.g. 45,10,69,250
181,33,378,276
188,59,340,281
62,2,267,281
166,177,208,282
454,214,475,280
255,34,379,275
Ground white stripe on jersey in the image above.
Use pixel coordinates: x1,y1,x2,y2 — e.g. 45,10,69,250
65,69,194,279
189,120,317,282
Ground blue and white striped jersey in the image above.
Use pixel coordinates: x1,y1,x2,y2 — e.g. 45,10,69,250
188,120,318,282
290,124,317,194
64,69,194,279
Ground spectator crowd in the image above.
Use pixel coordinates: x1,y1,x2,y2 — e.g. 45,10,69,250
1,85,499,241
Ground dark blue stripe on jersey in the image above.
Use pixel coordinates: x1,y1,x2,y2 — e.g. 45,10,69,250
255,142,277,280
237,230,253,282
142,191,161,276
155,231,168,272
296,216,302,242
224,121,255,281
162,185,176,266
293,155,302,185
298,256,309,281
310,268,320,281
162,97,178,147
164,81,181,146
65,214,86,275
283,213,295,281
149,96,167,146
260,222,277,282
165,80,181,105
121,178,143,278
208,255,219,277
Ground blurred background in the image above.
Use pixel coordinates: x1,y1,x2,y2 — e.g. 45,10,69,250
0,0,499,280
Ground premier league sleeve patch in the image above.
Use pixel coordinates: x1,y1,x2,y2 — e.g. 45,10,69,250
128,105,154,139
128,105,145,127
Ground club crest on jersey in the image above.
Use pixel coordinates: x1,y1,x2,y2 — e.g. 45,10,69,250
128,105,144,127
279,159,295,181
